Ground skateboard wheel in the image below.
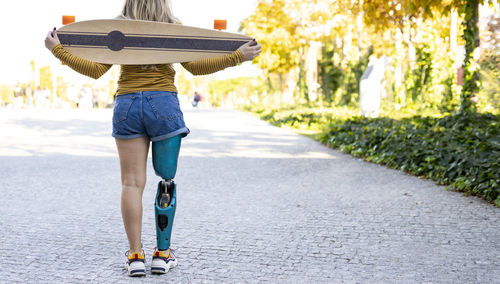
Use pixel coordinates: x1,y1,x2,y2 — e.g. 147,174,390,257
214,20,227,30
62,15,75,25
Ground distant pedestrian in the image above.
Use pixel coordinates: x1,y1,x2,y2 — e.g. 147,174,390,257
13,84,24,109
192,91,202,107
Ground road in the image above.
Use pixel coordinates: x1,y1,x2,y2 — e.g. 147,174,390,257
0,108,498,283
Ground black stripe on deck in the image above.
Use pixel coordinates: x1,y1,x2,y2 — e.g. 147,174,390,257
58,30,247,52
59,31,245,41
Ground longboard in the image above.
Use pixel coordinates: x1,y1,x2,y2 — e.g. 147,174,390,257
57,19,252,65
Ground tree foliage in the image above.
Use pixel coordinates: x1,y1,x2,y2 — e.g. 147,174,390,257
241,0,498,113
241,0,341,96
241,0,300,76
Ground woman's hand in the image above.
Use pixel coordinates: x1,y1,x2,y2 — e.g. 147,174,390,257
238,39,262,61
45,28,60,51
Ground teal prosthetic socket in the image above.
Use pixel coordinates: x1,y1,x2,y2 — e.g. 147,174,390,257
152,135,181,251
152,135,181,179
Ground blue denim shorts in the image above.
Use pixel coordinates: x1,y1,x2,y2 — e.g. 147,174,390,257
112,91,190,142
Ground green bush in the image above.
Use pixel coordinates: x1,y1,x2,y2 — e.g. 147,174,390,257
319,112,500,205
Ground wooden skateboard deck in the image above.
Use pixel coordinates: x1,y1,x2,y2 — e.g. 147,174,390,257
57,19,252,65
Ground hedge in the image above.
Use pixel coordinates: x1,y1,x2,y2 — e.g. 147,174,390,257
319,112,499,205
245,105,500,206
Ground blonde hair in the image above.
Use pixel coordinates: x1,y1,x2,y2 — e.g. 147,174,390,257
121,0,180,23
120,0,180,69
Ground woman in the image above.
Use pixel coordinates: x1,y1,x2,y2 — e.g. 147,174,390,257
44,0,261,277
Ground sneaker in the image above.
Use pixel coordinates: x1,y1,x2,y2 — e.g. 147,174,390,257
125,250,146,277
151,248,178,274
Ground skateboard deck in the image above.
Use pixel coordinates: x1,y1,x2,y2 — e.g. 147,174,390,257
57,19,252,65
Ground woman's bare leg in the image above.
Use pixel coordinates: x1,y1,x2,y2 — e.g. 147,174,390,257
115,137,150,253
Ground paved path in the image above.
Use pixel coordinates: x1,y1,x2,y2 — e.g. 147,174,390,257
0,108,498,283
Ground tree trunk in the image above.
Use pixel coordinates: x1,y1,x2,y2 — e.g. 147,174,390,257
394,27,405,107
357,0,364,59
306,41,321,102
407,21,415,71
460,0,480,113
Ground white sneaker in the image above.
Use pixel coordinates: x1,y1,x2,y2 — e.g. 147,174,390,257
125,250,146,277
151,248,178,274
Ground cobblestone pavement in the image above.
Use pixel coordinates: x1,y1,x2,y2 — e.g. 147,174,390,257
0,108,499,283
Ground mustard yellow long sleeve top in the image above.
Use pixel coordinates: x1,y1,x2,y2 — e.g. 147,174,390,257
51,44,244,95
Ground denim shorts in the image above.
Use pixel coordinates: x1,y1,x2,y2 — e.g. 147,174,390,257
112,91,190,142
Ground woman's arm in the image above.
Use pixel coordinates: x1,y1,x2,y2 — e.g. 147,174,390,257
181,39,262,76
180,50,244,75
45,30,112,79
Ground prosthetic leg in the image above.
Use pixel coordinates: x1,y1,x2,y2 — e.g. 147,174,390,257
152,135,181,251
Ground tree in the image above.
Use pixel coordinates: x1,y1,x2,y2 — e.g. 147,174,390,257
460,0,481,112
448,0,496,112
30,60,36,90
362,0,453,106
241,0,299,90
241,0,337,101
39,66,53,92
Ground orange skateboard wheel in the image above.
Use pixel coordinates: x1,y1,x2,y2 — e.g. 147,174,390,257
214,20,227,30
62,15,75,25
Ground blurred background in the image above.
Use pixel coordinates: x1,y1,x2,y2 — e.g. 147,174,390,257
0,0,498,114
